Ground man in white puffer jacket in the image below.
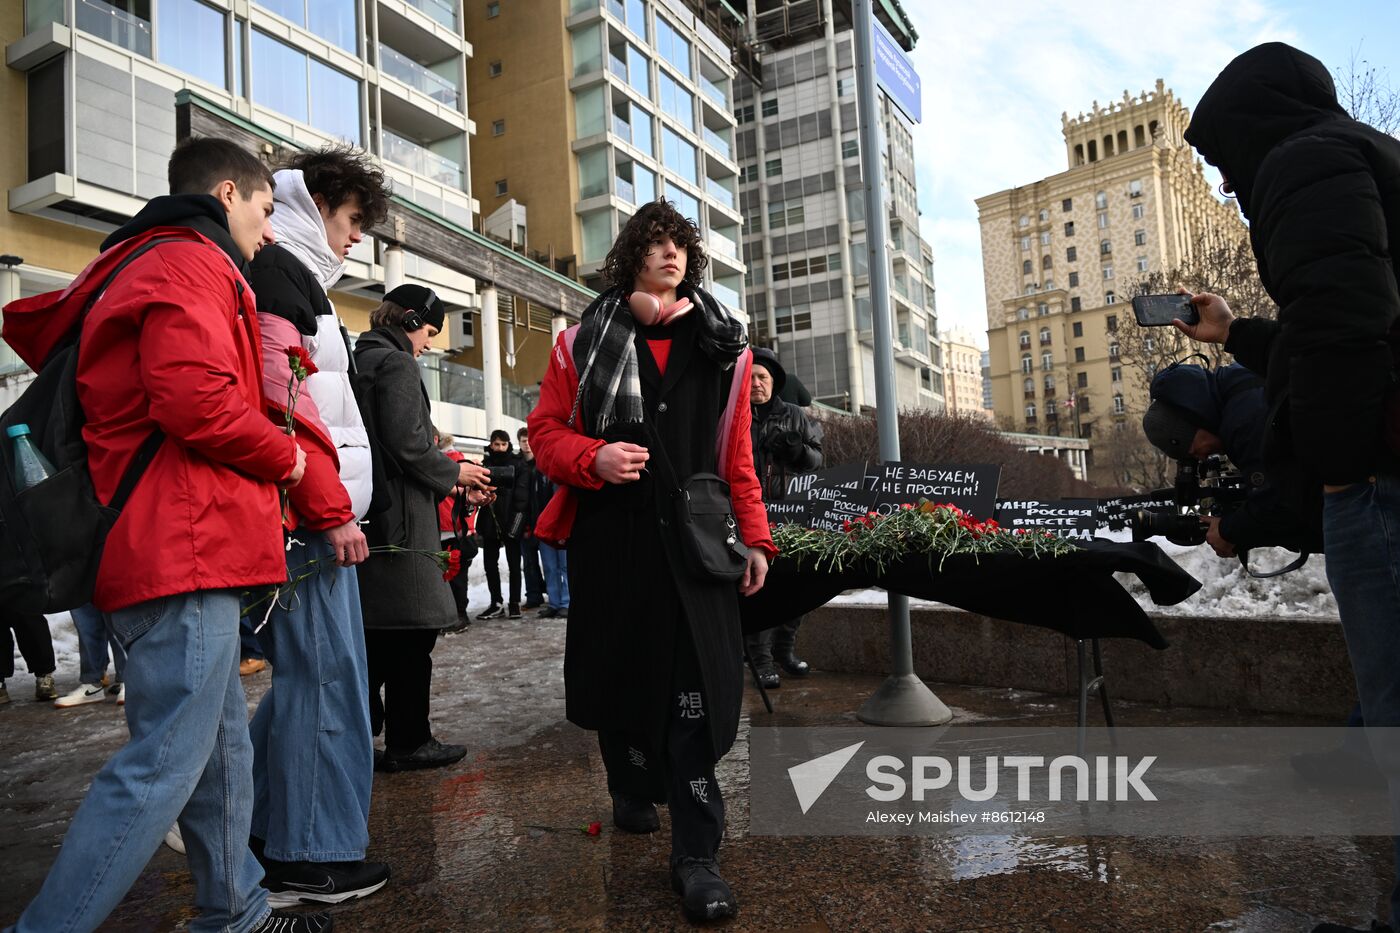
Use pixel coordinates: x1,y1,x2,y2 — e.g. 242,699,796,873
244,147,392,907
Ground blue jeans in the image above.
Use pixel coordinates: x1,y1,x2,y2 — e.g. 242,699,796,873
249,533,372,862
72,603,125,686
540,542,569,609
1323,474,1400,923
522,535,545,604
9,589,269,933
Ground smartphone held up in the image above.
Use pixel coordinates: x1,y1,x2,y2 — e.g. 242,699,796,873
1132,293,1199,328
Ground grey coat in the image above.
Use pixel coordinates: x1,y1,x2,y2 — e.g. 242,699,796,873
352,327,459,630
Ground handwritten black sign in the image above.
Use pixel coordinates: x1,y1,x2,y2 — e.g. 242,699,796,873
864,462,1001,519
785,462,868,503
1098,492,1178,530
994,499,1099,542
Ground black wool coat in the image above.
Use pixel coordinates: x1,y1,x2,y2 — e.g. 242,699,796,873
564,313,745,761
352,326,460,630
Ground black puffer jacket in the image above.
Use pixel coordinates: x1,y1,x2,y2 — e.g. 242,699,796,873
751,397,823,501
478,448,529,539
1184,42,1400,485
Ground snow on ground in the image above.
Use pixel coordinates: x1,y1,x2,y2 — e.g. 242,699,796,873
829,529,1337,620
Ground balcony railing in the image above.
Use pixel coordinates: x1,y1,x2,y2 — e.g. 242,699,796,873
381,129,463,188
710,280,741,311
609,54,628,82
76,0,152,56
702,125,732,160
418,356,539,422
704,177,734,209
699,73,728,108
403,0,458,30
709,229,737,260
611,116,633,144
615,177,635,203
379,44,460,108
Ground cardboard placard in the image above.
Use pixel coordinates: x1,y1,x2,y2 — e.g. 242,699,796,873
864,462,1001,519
994,499,1099,542
786,462,868,502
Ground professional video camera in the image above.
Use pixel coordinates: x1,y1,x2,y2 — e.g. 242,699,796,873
1129,455,1249,547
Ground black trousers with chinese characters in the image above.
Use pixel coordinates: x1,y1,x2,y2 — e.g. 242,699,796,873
598,631,724,862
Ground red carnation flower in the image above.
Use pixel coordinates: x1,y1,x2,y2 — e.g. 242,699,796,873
442,548,463,582
286,345,319,379
585,821,602,836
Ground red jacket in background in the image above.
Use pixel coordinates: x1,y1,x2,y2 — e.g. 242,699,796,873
2,226,299,611
437,447,474,535
528,327,775,557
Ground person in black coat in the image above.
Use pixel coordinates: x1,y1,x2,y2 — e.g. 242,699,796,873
475,430,529,619
1178,43,1400,933
1142,361,1321,558
516,426,548,610
744,348,822,688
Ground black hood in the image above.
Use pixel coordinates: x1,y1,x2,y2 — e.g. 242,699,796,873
101,193,247,273
1184,43,1348,216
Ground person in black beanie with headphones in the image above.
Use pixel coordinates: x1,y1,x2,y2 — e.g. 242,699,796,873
353,284,492,772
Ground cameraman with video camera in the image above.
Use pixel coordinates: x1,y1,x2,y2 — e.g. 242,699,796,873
1142,361,1321,560
476,429,530,620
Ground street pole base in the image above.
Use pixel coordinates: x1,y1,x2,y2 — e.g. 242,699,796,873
856,673,953,727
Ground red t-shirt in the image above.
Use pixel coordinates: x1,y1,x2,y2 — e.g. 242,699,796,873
646,338,672,375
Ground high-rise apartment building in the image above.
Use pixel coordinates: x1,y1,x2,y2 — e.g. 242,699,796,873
0,0,588,439
734,0,941,413
467,0,747,317
939,328,987,419
975,80,1245,481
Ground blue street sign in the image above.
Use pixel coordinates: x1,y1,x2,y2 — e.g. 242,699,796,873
872,18,921,124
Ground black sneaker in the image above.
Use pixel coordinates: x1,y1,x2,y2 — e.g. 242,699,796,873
670,857,738,923
611,792,660,834
380,738,467,772
523,600,545,610
537,606,558,619
756,664,780,690
775,649,810,677
260,858,389,907
477,603,504,620
508,604,522,619
251,909,334,932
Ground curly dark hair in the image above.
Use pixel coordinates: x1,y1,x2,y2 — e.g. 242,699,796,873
283,144,391,229
602,199,708,291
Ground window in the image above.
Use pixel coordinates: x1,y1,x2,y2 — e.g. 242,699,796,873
1064,221,1075,237
1044,278,1054,290
1132,203,1145,220
1019,330,1031,348
1041,352,1053,370
1038,209,1049,222
489,59,502,77
1020,236,1031,252
1022,259,1033,275
654,15,691,79
252,31,361,143
1095,191,1107,209
761,97,778,117
1106,314,1117,331
1066,246,1077,263
1134,229,1146,246
1037,302,1049,316
1039,327,1051,343
1019,215,1030,227
1072,322,1083,337
494,178,508,196
1098,212,1109,229
739,164,757,184
658,73,694,130
1074,346,1085,362
840,138,859,159
255,0,356,53
1112,366,1122,382
492,119,505,136
1023,377,1034,393
1113,394,1125,414
1068,272,1079,288
662,127,697,183
765,157,782,177
1021,354,1032,373
836,77,852,97
1077,371,1088,388
158,0,226,88
735,105,754,124
664,182,699,222
1045,374,1055,391
487,1,499,15
1102,266,1114,281
1062,198,1073,212
1129,179,1143,196
1109,342,1121,360
1136,256,1149,272
771,263,787,282
1070,295,1082,311
1042,255,1053,270
1026,403,1037,419
1016,307,1029,320
1040,230,1051,245
1100,239,1112,255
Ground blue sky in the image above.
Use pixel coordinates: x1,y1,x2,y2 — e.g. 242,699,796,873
899,0,1400,346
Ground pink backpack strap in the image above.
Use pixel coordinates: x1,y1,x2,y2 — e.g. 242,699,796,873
715,348,751,476
562,324,580,365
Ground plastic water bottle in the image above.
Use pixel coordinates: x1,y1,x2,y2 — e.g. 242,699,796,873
7,424,56,491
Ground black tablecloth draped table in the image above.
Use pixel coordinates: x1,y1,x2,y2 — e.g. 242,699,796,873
737,539,1200,649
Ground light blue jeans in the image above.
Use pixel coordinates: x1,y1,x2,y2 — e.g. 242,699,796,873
72,603,125,686
1323,474,1400,924
249,533,373,862
540,542,569,609
8,589,269,933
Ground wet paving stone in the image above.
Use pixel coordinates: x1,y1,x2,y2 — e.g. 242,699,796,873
0,612,1392,931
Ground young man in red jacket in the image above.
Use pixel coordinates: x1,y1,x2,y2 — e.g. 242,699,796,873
1,139,327,933
528,200,773,924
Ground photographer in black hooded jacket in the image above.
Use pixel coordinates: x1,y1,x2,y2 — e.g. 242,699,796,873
744,348,822,688
1177,42,1400,933
476,430,530,620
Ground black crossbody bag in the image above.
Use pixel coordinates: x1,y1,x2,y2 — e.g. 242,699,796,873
645,421,749,583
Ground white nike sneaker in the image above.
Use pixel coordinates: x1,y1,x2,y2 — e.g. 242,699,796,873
54,683,108,708
115,684,125,706
164,824,185,855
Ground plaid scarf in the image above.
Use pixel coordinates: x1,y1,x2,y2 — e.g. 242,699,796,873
569,284,748,436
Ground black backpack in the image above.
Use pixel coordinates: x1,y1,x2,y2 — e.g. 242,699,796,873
0,240,177,613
